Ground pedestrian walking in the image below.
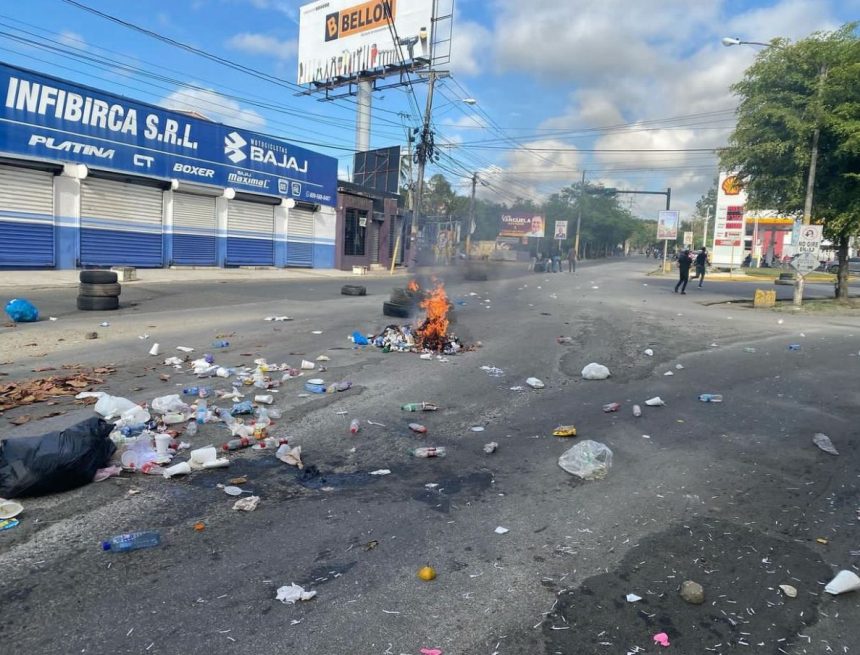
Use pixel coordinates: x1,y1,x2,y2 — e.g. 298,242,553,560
694,247,709,287
567,248,576,273
674,249,693,294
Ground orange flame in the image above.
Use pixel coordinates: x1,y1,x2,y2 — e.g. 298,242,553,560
417,280,449,351
407,279,420,293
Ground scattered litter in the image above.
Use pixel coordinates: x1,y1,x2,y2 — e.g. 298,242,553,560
316,355,330,362
645,397,665,407
349,417,361,434
483,442,498,454
265,316,292,321
494,526,509,535
276,445,303,469
698,394,723,403
176,346,194,353
369,469,391,476
817,537,829,545
411,447,446,458
653,632,670,648
401,402,438,412
163,356,184,366
419,649,442,655
509,386,525,392
602,402,620,413
93,465,122,482
163,462,192,478
425,483,438,489
85,331,98,340
644,348,654,357
558,440,613,480
779,584,798,598
743,347,756,353
581,363,611,380
813,433,839,456
409,423,427,434
470,426,485,432
0,518,19,531
276,583,317,604
49,316,58,322
232,496,260,512
526,377,545,389
632,405,642,417
709,343,718,348
311,330,323,335
148,343,160,356
0,417,115,498
418,566,437,581
420,353,433,360
642,434,651,439
824,570,860,595
788,344,801,351
556,336,573,345
675,364,684,370
300,360,315,370
663,371,674,376
367,420,387,427
626,593,642,603
229,476,248,485
480,365,505,377
0,498,24,519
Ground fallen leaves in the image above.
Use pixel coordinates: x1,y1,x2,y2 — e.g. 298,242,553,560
9,415,31,425
0,366,116,413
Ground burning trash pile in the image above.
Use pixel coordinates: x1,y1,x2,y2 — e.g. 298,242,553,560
362,279,469,355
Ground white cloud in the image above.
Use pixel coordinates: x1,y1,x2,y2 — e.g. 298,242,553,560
226,32,297,60
442,114,488,130
449,21,491,77
160,86,266,130
240,0,297,22
58,30,86,49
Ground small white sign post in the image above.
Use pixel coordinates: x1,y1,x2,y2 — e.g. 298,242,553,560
789,225,822,307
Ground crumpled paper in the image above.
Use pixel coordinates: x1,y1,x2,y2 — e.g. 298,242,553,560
276,445,304,469
232,495,260,512
276,583,317,604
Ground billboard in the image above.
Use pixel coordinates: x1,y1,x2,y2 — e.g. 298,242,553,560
0,62,337,206
656,210,679,240
500,213,545,238
712,171,746,266
298,0,434,87
353,145,401,194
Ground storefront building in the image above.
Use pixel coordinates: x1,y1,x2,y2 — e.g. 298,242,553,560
335,181,404,271
0,62,337,269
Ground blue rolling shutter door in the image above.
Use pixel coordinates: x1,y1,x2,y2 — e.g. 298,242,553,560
226,199,274,266
0,166,55,267
286,206,314,267
80,178,164,267
172,193,217,265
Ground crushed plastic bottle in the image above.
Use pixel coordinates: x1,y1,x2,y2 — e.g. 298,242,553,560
408,423,427,434
632,405,642,417
101,531,161,552
411,447,446,458
602,402,621,413
401,402,439,412
788,344,801,351
185,420,198,437
698,394,723,403
212,340,230,348
196,399,208,425
349,419,361,434
222,437,253,451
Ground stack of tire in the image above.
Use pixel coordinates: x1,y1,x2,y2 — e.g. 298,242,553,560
78,270,121,311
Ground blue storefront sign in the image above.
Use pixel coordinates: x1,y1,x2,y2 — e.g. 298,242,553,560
0,62,337,206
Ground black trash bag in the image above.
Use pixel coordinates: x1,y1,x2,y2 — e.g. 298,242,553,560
0,417,116,498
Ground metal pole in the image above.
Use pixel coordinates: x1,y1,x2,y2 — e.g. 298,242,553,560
408,72,436,271
803,65,827,226
662,187,672,273
466,172,477,260
574,170,585,260
355,79,372,156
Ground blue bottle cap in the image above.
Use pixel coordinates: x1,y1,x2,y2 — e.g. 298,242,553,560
101,541,112,551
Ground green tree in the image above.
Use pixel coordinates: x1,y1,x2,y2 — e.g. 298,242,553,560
720,24,860,298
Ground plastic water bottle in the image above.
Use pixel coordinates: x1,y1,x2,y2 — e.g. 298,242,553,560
101,531,161,552
349,419,360,434
182,386,199,396
120,423,146,438
411,447,446,458
602,402,621,413
401,402,437,412
196,399,207,424
212,340,230,348
185,420,198,437
222,437,252,451
632,405,642,417
698,394,723,403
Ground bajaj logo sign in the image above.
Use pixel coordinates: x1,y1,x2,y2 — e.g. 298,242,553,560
224,131,247,163
325,0,395,42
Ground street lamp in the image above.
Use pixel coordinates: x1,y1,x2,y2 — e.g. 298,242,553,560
721,36,771,48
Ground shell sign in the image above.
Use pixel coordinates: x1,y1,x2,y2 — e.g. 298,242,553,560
721,175,742,196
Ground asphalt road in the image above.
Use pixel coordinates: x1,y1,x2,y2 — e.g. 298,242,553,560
1,257,858,655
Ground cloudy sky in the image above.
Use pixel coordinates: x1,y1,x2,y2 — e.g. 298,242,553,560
2,0,857,218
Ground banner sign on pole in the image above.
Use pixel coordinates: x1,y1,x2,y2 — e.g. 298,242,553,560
657,210,679,240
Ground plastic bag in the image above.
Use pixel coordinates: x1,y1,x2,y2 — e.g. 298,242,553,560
558,440,613,480
0,417,116,498
93,394,140,420
5,298,39,322
581,363,611,380
150,394,188,415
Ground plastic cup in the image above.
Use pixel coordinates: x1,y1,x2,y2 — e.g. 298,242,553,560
825,570,860,595
190,446,218,467
148,343,160,356
163,461,192,478
154,434,172,455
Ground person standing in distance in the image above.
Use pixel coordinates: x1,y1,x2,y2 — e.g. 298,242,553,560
567,247,576,273
674,249,693,294
694,247,709,287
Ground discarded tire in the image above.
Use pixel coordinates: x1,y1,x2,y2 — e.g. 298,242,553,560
79,270,117,284
79,283,122,297
341,284,367,296
382,301,412,318
77,295,120,311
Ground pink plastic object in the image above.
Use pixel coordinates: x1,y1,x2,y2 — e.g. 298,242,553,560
420,650,442,655
653,632,670,647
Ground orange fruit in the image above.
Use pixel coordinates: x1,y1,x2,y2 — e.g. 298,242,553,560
418,566,436,581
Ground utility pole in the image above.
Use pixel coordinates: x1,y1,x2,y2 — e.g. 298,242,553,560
408,71,437,271
574,170,585,263
355,80,372,155
466,171,477,260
